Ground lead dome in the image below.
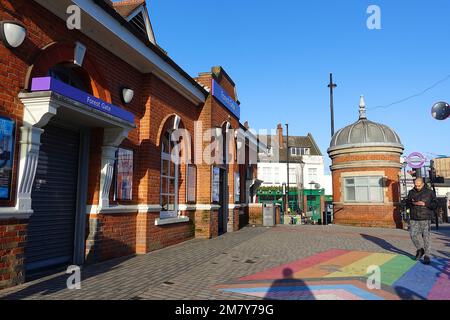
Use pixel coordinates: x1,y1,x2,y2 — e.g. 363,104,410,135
329,96,403,151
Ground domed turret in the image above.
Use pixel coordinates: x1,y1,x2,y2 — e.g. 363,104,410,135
329,96,403,151
327,96,404,229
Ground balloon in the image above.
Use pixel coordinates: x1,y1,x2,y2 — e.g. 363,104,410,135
431,102,450,120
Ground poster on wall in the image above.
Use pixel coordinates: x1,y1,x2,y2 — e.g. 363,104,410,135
212,166,220,203
186,164,197,203
234,172,240,203
116,148,133,201
0,117,15,200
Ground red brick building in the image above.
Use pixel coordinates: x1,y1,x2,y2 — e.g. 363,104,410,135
327,96,404,228
0,0,260,289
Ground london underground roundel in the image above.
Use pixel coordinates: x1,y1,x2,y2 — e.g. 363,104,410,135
406,152,426,169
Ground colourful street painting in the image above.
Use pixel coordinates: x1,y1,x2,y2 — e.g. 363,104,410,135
215,249,450,300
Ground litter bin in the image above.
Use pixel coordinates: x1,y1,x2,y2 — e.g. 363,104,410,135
263,203,276,227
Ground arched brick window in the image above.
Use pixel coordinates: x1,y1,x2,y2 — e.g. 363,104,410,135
160,129,180,219
160,117,182,219
48,63,93,94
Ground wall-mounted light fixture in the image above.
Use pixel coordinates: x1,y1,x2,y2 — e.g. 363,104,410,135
121,88,134,104
0,21,26,49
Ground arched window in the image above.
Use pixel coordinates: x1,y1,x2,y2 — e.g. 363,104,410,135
48,63,93,94
160,129,179,219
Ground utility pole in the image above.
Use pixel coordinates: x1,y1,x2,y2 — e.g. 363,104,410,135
286,123,290,213
429,160,439,230
328,73,337,137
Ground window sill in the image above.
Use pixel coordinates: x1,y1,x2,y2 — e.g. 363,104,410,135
0,207,33,220
341,202,388,206
155,216,190,226
98,205,138,214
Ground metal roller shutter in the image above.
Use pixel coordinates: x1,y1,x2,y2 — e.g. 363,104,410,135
25,122,80,276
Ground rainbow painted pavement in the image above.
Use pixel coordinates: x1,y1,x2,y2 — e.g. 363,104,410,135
215,249,450,300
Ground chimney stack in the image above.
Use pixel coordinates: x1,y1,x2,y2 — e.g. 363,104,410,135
277,123,284,149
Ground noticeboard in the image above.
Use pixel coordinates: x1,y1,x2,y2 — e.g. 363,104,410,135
116,148,133,201
186,164,197,203
0,117,15,200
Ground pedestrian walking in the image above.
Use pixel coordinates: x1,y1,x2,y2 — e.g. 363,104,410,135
406,177,438,265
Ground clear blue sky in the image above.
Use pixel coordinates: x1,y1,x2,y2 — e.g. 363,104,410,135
147,0,450,172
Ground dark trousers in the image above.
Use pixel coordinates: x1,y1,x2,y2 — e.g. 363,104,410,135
409,220,431,256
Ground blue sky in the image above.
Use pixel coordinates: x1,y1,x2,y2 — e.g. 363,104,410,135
147,0,450,172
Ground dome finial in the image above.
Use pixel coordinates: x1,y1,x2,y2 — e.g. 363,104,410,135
359,95,367,119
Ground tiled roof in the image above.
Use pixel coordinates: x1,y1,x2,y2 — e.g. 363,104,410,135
108,0,145,18
258,133,323,162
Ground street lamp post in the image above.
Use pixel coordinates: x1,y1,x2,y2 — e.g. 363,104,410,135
285,123,290,213
402,160,408,199
300,158,305,213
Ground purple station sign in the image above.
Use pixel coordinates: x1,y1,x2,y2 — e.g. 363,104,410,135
31,77,135,124
211,79,240,119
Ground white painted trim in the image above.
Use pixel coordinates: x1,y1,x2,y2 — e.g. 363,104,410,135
178,204,197,211
0,208,33,220
138,204,163,213
155,216,189,226
125,5,145,22
87,204,162,214
228,204,241,209
330,161,403,170
97,206,138,214
178,204,221,211
334,202,397,206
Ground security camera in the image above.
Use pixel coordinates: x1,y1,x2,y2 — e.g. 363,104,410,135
431,101,450,120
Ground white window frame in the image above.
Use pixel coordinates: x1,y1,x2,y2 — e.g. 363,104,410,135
289,167,296,183
160,131,179,219
273,167,280,184
308,168,318,183
344,176,384,203
263,167,272,183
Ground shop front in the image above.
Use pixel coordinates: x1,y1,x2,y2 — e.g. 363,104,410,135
18,76,135,278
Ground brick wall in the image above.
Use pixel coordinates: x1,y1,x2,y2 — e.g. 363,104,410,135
0,219,27,290
330,152,402,228
0,0,253,290
98,213,138,261
147,212,195,251
333,204,402,228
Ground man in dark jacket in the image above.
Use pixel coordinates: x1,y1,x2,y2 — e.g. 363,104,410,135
406,177,438,265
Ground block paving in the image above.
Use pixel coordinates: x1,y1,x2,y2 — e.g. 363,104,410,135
0,224,449,300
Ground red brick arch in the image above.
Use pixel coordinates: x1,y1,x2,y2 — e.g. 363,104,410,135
155,113,186,148
25,41,111,103
156,114,194,163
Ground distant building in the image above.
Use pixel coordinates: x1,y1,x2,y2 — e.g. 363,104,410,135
433,157,450,197
257,124,331,214
432,157,450,221
328,97,404,229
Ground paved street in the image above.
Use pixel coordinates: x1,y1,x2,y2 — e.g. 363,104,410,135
0,224,449,300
